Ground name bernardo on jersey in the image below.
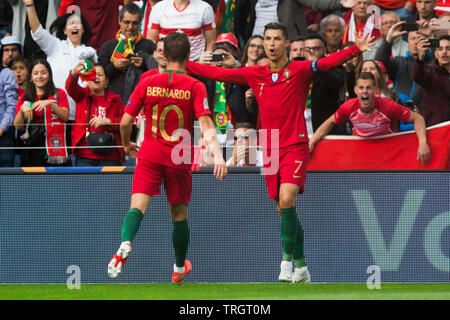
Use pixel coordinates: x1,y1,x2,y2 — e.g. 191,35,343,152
146,86,192,100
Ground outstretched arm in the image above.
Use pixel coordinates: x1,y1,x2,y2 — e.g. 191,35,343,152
186,61,249,86
298,0,356,11
309,114,337,153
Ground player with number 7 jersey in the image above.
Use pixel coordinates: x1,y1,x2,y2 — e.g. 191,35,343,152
185,22,374,283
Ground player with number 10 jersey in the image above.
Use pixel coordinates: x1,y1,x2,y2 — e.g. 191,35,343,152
125,69,211,171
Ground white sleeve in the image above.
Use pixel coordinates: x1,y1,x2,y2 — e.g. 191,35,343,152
202,4,216,29
149,2,162,28
31,24,60,56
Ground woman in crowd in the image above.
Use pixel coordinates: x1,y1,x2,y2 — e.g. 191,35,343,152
14,59,70,166
66,61,124,167
240,35,264,67
23,0,97,150
359,59,395,99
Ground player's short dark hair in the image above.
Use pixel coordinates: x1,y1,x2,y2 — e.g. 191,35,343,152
164,32,190,63
356,72,376,85
304,33,326,47
119,3,143,22
264,22,288,40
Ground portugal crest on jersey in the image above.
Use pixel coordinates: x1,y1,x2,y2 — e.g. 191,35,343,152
283,69,291,79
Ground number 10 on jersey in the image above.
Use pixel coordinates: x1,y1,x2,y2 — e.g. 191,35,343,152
151,103,185,142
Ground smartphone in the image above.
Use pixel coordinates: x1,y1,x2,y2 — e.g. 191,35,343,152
400,23,419,32
126,53,136,59
211,53,225,62
405,100,415,110
428,38,440,48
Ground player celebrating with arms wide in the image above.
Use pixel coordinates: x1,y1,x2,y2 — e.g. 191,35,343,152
108,32,227,283
186,22,374,283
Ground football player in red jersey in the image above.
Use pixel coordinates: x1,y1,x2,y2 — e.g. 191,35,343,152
186,22,375,283
108,32,227,283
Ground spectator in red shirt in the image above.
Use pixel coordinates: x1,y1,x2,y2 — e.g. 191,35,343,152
309,72,431,165
343,0,382,44
66,61,125,166
14,59,70,166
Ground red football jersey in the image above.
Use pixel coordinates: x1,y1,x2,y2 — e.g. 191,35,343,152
335,96,412,137
15,88,69,123
125,70,211,169
140,68,159,82
186,45,362,149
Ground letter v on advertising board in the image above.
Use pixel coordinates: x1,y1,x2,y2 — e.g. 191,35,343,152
352,190,425,271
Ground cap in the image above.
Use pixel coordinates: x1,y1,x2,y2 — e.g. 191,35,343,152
0,36,23,55
214,33,239,51
1,36,21,47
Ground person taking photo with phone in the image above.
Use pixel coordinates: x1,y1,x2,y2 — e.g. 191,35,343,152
412,35,450,126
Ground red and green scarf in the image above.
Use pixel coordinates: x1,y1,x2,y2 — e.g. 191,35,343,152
43,94,68,164
214,81,227,135
215,0,236,33
110,31,143,62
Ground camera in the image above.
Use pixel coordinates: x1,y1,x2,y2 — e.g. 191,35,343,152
400,23,419,32
211,53,225,62
428,38,440,49
405,100,415,110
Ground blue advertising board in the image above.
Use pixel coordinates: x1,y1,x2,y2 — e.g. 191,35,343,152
0,170,448,283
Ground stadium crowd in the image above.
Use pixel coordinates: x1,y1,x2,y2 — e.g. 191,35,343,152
0,0,449,168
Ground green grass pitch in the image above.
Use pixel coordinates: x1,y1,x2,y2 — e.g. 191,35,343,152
1,283,450,300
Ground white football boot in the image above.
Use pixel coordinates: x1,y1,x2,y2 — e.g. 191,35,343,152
292,266,311,283
278,261,293,282
108,241,131,278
